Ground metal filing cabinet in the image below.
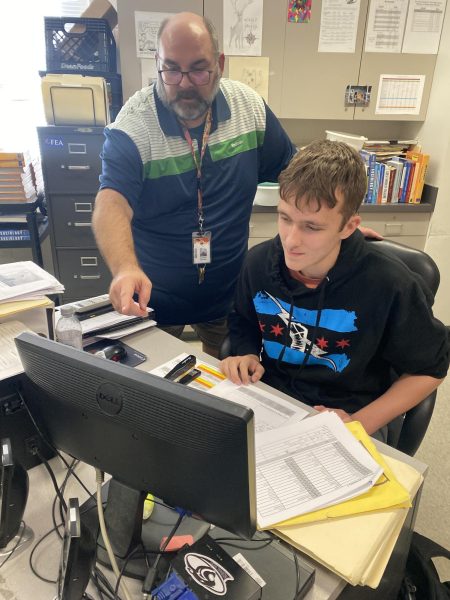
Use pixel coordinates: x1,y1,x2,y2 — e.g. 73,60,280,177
38,126,111,302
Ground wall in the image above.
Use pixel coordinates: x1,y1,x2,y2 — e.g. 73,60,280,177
417,7,450,325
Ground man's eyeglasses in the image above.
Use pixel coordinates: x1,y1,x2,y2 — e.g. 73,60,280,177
158,69,214,86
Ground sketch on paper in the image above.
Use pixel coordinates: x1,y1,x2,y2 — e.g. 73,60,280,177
228,56,269,102
223,0,263,56
135,11,172,59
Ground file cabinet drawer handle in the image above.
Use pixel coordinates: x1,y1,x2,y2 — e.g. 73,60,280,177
80,257,98,267
73,222,92,227
80,275,101,280
68,143,87,154
74,203,92,212
67,165,91,171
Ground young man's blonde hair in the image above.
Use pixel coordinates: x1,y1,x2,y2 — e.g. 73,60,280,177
278,140,367,227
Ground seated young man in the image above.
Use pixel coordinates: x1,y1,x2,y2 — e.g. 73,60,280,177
220,140,449,441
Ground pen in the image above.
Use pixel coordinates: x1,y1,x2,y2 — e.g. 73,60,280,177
164,355,196,381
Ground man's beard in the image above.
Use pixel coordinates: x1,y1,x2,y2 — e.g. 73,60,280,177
156,70,221,123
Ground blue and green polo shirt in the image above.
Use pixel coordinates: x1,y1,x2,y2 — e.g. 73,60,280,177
99,78,295,325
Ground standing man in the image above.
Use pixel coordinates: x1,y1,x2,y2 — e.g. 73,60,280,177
92,12,296,356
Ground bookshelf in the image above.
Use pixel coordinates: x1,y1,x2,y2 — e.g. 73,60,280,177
0,196,49,268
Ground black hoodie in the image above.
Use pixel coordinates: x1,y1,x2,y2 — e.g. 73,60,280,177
229,230,449,414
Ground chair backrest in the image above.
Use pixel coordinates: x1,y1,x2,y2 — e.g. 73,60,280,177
367,238,441,455
367,238,440,296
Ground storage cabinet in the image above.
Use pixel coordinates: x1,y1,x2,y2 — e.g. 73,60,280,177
249,205,433,251
204,0,439,121
38,126,110,302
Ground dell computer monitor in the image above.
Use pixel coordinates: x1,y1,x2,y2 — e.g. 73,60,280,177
15,332,257,544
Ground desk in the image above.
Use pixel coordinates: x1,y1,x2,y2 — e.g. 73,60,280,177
1,327,427,600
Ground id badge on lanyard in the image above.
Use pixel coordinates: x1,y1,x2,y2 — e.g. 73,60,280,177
183,109,213,285
192,231,212,265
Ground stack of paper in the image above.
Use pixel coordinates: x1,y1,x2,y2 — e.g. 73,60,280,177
0,320,34,380
0,150,43,202
255,412,383,529
274,453,422,588
0,296,54,337
0,261,64,301
55,304,156,342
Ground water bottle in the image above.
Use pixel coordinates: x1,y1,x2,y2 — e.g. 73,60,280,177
55,305,83,350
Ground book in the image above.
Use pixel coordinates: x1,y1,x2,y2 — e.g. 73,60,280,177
386,158,404,203
359,150,377,204
405,151,422,203
362,140,419,162
376,162,385,204
386,164,397,203
403,161,416,204
380,164,394,204
399,159,413,203
0,229,31,241
413,153,430,203
0,159,26,168
406,151,430,204
371,163,381,204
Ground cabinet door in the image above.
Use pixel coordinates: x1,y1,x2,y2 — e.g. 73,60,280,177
39,129,104,194
355,53,436,121
281,0,369,119
56,249,111,299
116,0,204,101
49,194,96,247
205,0,286,116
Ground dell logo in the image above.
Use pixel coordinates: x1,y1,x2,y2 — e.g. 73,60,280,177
96,383,124,415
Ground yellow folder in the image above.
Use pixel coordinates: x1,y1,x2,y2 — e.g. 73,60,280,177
274,453,423,588
273,421,411,527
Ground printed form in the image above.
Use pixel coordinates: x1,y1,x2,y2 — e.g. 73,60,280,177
150,352,309,431
256,411,382,529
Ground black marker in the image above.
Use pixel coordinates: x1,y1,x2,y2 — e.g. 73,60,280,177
164,355,196,381
178,368,201,385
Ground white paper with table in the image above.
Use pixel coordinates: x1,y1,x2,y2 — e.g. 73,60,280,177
256,411,383,529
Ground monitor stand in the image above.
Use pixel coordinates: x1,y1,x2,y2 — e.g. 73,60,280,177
81,480,316,599
81,478,210,579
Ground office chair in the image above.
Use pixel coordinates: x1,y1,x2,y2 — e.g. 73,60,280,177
220,238,445,456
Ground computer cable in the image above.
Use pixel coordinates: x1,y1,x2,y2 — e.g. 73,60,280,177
0,520,26,570
95,468,133,600
142,510,186,600
111,544,146,600
51,457,78,540
17,388,97,503
293,551,302,600
29,521,62,583
91,561,124,600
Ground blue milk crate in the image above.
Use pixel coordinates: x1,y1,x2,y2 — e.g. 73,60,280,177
45,16,117,74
